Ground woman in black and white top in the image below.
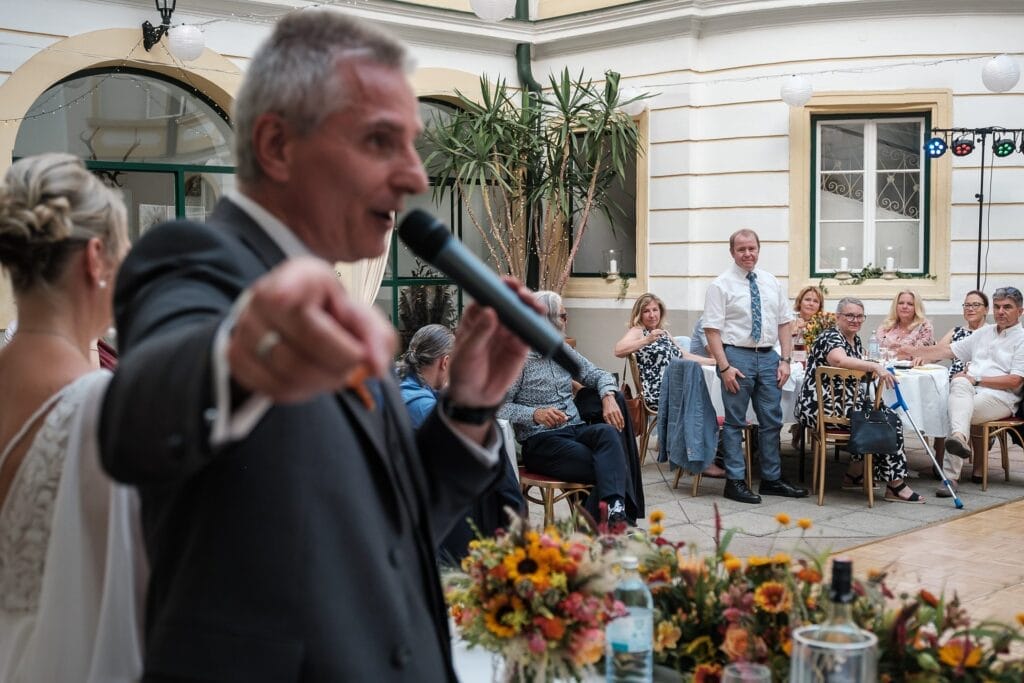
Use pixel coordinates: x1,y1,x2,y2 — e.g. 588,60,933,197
939,290,989,379
795,296,925,503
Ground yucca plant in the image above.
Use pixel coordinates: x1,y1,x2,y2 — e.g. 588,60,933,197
423,69,645,293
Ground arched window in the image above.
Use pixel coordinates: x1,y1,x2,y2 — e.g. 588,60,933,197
14,68,234,241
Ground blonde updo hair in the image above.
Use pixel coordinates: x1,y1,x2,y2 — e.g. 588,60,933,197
0,153,127,293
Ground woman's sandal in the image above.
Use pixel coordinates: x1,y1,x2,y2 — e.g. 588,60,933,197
885,481,925,504
841,473,881,490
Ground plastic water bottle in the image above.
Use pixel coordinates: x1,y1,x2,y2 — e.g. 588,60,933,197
867,333,880,362
605,556,653,683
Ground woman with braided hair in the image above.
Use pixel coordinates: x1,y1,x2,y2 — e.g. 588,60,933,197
0,153,144,681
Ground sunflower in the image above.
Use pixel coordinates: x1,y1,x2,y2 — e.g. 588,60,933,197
754,581,792,613
484,594,524,638
747,555,771,568
503,544,553,588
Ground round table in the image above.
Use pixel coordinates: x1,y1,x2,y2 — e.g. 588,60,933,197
700,362,801,424
881,365,950,437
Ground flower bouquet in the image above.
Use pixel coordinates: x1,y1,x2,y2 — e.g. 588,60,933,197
630,510,1024,682
802,310,837,349
444,514,626,682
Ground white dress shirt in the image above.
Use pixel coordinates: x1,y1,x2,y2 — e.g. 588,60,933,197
951,321,1024,413
703,263,792,348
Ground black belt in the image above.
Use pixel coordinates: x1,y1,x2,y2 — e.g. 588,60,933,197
723,344,774,352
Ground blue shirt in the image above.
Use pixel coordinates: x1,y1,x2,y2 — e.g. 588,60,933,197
399,373,438,429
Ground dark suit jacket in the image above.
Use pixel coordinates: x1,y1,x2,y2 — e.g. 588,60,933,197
100,199,500,682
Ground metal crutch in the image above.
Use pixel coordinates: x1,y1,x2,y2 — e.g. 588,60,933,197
886,369,964,509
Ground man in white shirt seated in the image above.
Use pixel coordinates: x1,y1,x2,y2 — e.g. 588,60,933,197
905,286,1024,496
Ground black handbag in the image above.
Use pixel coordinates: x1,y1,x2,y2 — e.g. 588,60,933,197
848,399,900,455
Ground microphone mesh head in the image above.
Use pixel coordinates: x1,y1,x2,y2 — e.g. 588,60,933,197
397,209,449,261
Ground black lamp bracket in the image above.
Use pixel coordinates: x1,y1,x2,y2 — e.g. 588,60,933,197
142,1,177,52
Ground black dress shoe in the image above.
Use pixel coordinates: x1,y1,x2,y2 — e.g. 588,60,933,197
724,479,761,504
759,477,809,498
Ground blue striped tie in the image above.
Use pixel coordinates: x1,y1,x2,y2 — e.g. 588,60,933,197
747,271,762,343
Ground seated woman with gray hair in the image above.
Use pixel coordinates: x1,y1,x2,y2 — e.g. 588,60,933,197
399,323,525,562
794,296,924,503
498,291,643,526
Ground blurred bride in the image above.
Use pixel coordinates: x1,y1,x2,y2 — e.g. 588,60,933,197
0,154,145,681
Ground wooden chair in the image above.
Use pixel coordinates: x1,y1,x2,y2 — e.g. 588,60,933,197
809,367,878,507
673,416,754,496
627,353,659,464
518,468,593,526
969,417,1023,490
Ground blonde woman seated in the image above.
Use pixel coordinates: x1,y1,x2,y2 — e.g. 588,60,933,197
614,293,721,476
0,154,145,681
791,284,825,343
875,289,934,362
795,297,924,503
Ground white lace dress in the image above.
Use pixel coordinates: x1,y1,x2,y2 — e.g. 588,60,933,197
0,371,146,683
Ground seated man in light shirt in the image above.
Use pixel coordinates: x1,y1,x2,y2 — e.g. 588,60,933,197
904,286,1024,496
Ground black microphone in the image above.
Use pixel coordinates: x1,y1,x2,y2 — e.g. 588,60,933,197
398,209,580,376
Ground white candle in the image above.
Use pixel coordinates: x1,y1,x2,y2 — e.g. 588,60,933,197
839,257,849,271
885,256,895,271
608,258,618,274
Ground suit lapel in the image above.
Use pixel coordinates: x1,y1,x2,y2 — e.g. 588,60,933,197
208,198,288,271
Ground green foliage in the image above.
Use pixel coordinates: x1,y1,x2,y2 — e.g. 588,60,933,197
396,261,456,349
423,69,648,293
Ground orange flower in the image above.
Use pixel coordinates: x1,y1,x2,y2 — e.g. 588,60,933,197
649,523,664,537
693,662,723,683
747,555,771,567
724,557,743,573
772,552,791,566
677,551,709,580
754,581,792,614
650,509,665,523
796,567,822,583
569,627,605,666
938,637,982,669
654,620,682,653
721,625,750,661
534,615,566,641
919,589,940,608
775,512,791,526
1017,612,1024,627
782,637,793,657
797,518,812,530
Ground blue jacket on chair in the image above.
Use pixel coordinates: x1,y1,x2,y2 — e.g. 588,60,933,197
657,358,719,473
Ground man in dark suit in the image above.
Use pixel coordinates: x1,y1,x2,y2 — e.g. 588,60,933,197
100,10,533,682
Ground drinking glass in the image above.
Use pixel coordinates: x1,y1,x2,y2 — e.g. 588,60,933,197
722,662,772,682
789,624,878,682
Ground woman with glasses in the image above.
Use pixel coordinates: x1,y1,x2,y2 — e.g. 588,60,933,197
795,297,925,503
874,289,934,361
939,291,990,380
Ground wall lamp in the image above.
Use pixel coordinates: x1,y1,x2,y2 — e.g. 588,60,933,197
142,0,176,52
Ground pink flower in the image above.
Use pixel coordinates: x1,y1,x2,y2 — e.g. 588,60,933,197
570,628,605,666
527,631,547,654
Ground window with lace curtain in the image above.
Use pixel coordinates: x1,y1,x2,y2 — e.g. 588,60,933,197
811,115,930,276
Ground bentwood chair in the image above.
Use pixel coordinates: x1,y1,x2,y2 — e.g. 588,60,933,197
810,367,878,507
518,468,593,527
673,416,754,496
628,353,659,464
969,417,1024,490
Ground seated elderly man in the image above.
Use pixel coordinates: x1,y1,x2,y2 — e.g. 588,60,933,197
498,291,635,525
904,286,1024,496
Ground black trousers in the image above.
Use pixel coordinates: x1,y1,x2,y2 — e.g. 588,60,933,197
522,423,627,510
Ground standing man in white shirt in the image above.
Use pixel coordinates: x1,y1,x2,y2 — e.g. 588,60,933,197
703,229,808,504
904,286,1024,496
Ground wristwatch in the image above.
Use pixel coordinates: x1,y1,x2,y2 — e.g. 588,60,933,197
440,394,501,425
780,357,792,363
973,376,981,387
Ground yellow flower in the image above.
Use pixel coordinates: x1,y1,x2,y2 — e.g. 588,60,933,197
722,551,736,561
1017,612,1024,627
649,523,664,536
772,552,791,566
484,594,523,638
654,620,682,653
650,509,665,523
775,512,791,526
754,581,792,614
747,555,771,567
782,637,793,657
938,637,982,669
724,557,743,572
797,518,812,530
721,625,750,660
502,544,552,589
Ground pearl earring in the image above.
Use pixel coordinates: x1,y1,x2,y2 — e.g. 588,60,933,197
99,279,108,289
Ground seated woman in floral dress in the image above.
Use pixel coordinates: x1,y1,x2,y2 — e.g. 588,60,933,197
795,297,925,503
874,289,934,362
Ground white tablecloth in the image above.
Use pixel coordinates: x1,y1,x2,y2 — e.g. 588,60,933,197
700,363,801,425
881,365,950,437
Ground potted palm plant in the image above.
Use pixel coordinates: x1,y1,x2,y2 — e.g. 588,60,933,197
423,69,645,294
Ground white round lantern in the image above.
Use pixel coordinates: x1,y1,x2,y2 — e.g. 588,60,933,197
780,75,813,107
617,87,646,116
982,54,1020,93
470,0,516,22
168,24,205,62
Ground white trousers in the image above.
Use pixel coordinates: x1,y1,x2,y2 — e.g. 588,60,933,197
944,377,1012,479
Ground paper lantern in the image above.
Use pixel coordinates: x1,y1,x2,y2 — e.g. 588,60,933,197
469,0,516,22
780,75,813,107
168,24,204,62
982,54,1020,93
617,87,646,116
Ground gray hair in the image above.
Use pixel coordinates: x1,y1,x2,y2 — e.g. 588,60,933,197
233,9,412,184
534,290,563,330
0,153,127,292
993,286,1023,308
398,324,454,378
835,297,864,314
